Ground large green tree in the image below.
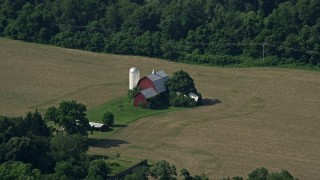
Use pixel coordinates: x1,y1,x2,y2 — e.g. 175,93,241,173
45,100,91,136
248,167,269,180
24,110,49,137
49,132,88,162
166,70,197,95
86,159,109,180
149,160,177,180
0,161,41,179
166,70,201,107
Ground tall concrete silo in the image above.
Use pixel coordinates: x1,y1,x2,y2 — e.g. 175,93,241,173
129,67,140,90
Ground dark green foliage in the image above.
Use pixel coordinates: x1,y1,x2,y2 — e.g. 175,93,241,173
226,167,296,180
24,110,49,137
180,168,192,180
231,176,243,180
45,107,59,124
54,160,87,180
267,170,295,180
0,161,41,179
147,92,170,109
0,116,26,144
166,70,197,95
194,174,209,180
86,159,109,180
149,160,177,180
0,0,320,68
248,167,269,180
125,167,148,180
138,102,146,109
0,112,52,172
166,70,200,107
180,168,208,180
4,136,32,162
169,93,197,107
45,100,91,136
0,105,113,179
247,167,296,180
102,111,114,127
128,86,141,99
49,132,88,162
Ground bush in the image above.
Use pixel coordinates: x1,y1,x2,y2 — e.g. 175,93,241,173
146,92,169,110
138,102,146,109
127,86,141,99
169,93,196,107
102,111,114,126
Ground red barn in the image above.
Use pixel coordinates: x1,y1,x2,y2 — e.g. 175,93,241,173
133,70,168,107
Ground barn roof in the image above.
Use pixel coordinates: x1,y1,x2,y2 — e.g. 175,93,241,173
140,88,158,99
147,70,168,93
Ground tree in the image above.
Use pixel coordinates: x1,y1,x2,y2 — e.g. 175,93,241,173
166,70,198,95
150,160,177,180
0,116,26,144
268,170,295,180
0,114,52,172
54,160,86,180
180,168,192,180
86,159,109,180
127,86,141,99
166,70,201,107
0,161,41,179
4,136,32,162
180,168,208,180
45,100,90,136
24,110,49,137
102,111,114,127
44,107,59,124
125,167,148,180
248,167,269,180
169,93,197,107
50,132,88,162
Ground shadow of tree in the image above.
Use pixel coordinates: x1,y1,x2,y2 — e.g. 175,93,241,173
88,154,109,160
201,98,222,106
88,138,129,148
112,124,127,128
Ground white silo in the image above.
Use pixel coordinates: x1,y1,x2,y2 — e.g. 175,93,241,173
129,67,140,90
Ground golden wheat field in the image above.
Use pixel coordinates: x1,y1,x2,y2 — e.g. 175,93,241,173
1,38,320,179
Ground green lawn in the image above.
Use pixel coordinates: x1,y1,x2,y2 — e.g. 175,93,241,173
87,96,184,138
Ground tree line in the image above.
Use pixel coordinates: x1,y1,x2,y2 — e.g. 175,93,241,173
0,0,320,68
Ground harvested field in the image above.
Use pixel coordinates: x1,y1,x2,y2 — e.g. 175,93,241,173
1,38,320,179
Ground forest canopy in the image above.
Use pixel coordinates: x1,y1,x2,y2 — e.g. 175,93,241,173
1,0,319,68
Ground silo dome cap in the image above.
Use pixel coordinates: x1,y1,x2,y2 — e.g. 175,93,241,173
130,67,138,73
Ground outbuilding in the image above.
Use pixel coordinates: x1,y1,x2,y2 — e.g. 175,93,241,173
89,122,108,132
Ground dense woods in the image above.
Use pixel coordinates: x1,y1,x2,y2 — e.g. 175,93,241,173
1,0,320,68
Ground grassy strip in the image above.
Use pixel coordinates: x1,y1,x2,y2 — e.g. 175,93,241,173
105,157,140,175
86,152,143,176
87,96,184,138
